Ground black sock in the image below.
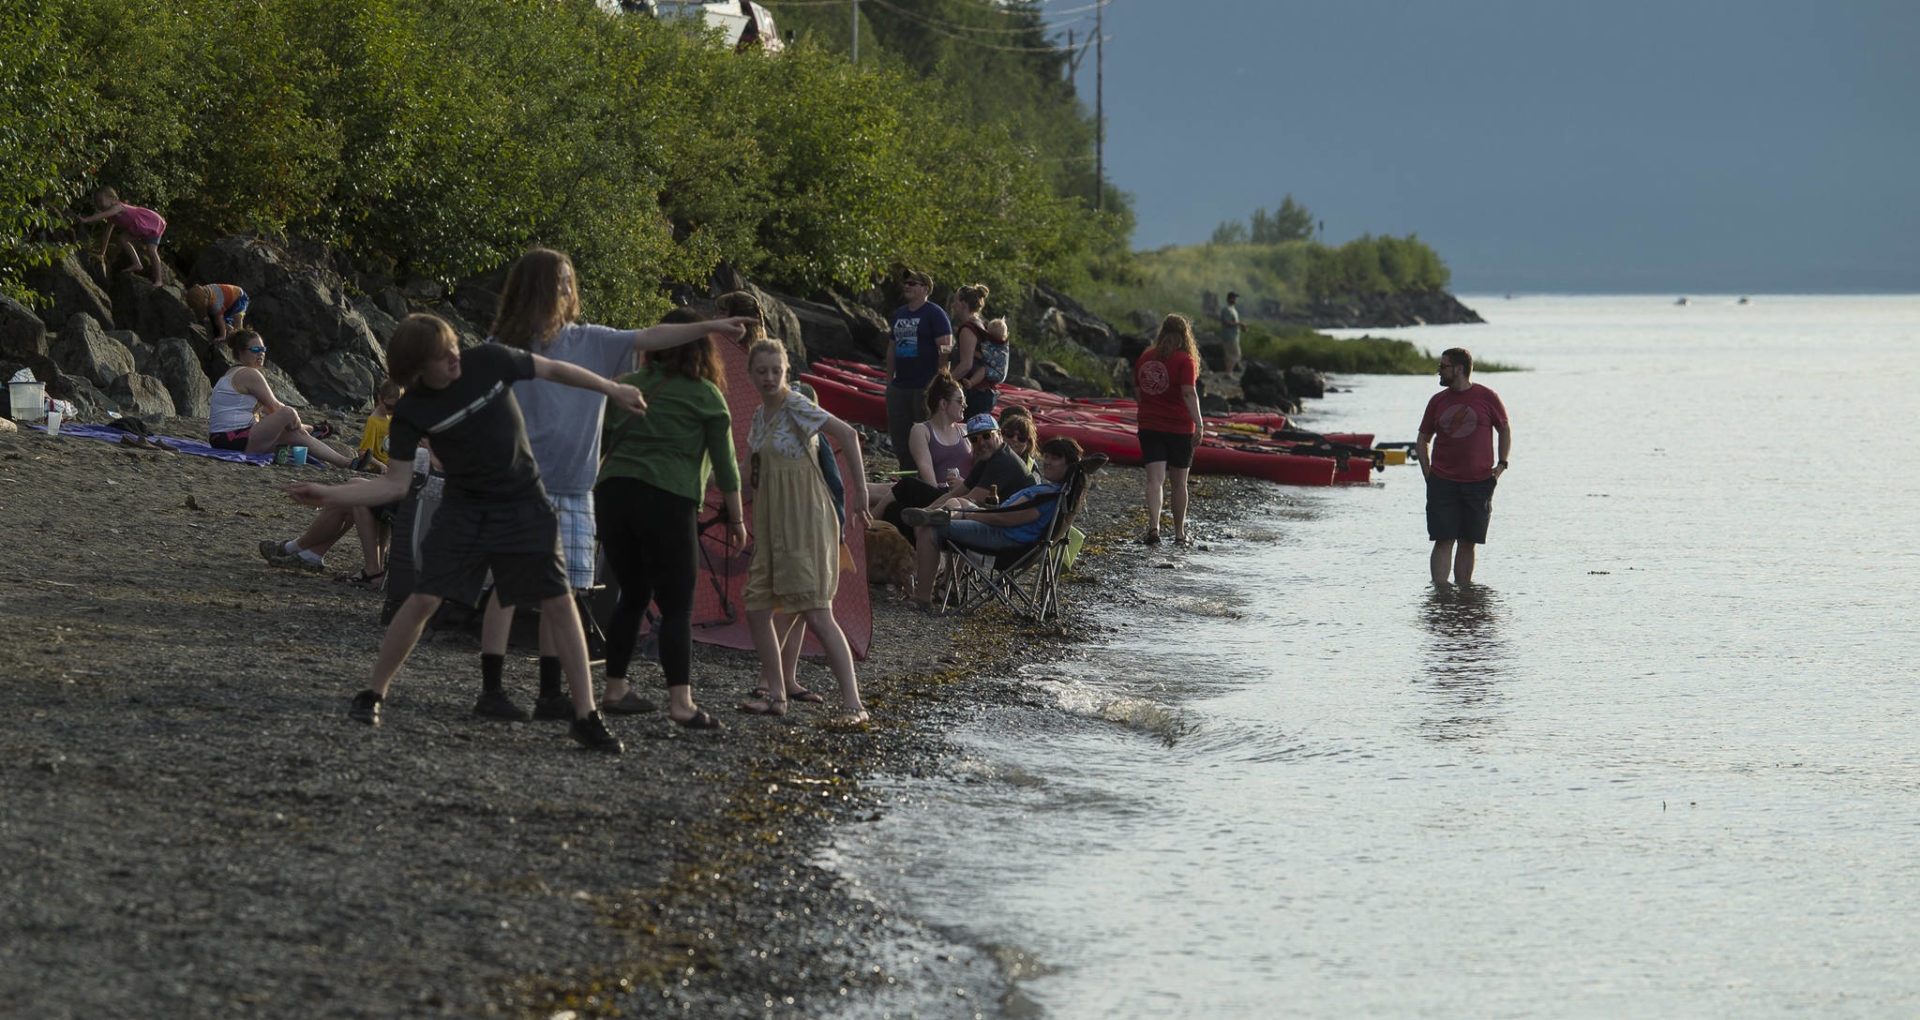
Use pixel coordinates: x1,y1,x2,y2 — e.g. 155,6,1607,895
481,653,505,694
537,655,563,699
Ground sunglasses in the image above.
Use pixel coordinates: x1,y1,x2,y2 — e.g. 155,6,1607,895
967,432,995,445
246,347,267,354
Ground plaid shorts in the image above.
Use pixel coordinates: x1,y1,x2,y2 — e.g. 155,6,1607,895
550,491,597,589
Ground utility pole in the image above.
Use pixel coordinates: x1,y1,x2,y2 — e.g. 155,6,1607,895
852,0,859,63
1095,0,1104,212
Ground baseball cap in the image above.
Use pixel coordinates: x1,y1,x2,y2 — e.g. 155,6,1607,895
964,413,999,436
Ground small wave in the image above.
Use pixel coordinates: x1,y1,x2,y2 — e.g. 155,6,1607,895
1049,684,1194,746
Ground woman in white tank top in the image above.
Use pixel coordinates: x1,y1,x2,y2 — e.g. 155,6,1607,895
205,331,352,467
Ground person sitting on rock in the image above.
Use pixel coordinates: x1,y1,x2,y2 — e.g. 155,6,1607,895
185,283,249,342
206,330,352,467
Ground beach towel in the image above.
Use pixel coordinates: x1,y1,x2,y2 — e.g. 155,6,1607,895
39,422,272,465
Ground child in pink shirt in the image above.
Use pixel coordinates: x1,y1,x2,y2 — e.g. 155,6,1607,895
79,187,167,284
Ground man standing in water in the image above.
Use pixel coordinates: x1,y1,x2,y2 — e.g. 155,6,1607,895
1415,347,1510,586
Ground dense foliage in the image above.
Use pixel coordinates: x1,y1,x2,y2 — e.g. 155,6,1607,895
1211,194,1314,246
0,0,1129,320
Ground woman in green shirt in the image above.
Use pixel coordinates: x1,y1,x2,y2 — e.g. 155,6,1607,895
594,309,747,729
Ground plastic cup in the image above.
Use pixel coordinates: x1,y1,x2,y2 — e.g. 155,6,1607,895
45,410,62,436
291,445,309,466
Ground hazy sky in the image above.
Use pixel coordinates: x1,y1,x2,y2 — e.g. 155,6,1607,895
1050,0,1918,293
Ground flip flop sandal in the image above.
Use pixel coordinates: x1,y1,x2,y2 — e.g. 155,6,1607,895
669,709,722,730
825,711,871,730
736,698,788,717
342,568,387,588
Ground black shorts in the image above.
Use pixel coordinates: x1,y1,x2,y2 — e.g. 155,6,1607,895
1426,475,1498,544
370,500,401,526
1137,428,1196,470
414,496,568,609
208,428,251,451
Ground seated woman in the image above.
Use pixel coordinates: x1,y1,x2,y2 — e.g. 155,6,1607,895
868,373,971,539
903,437,1085,556
207,331,352,467
999,411,1038,475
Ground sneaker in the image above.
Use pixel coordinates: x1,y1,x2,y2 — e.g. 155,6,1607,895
473,689,530,722
570,711,625,754
901,507,951,528
294,554,327,574
348,690,382,726
260,539,298,566
531,692,575,721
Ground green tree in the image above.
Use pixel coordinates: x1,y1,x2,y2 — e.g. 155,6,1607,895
1211,219,1249,245
1250,194,1314,243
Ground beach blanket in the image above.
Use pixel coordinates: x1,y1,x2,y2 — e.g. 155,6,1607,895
684,340,871,661
38,422,273,465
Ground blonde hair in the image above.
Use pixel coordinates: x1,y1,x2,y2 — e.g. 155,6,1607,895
92,186,120,207
388,314,459,387
1150,314,1201,363
185,285,212,315
746,338,788,382
491,248,578,349
376,379,403,405
984,317,1008,340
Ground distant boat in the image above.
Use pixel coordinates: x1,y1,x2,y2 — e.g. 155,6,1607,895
1675,297,1690,306
1737,296,1751,305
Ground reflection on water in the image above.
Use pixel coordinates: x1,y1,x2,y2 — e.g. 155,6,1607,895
1415,584,1510,743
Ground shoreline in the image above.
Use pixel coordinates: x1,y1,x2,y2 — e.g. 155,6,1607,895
0,415,1274,1017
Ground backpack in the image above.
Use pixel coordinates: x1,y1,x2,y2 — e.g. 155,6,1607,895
963,322,1010,386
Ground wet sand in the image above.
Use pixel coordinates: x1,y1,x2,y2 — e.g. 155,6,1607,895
0,416,1266,1018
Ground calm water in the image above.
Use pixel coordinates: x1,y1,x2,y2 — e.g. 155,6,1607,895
823,296,1920,1017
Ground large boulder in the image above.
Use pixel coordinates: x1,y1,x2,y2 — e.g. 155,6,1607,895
26,255,114,330
1024,283,1117,357
1240,360,1295,411
188,236,387,405
1,295,50,360
712,265,805,363
294,350,381,411
152,338,212,418
1285,365,1327,400
1028,359,1103,399
786,294,872,365
49,373,110,417
261,363,311,408
106,273,195,342
53,314,136,388
107,372,177,420
110,330,153,372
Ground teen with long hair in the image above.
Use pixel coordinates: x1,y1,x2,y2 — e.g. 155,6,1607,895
473,248,755,722
1134,314,1206,545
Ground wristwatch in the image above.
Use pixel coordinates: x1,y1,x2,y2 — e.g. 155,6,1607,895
1497,460,1509,468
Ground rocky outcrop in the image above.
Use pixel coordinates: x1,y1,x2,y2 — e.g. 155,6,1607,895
1285,365,1327,400
1239,360,1296,412
107,373,178,420
712,265,806,363
1,295,49,361
53,314,136,389
1285,290,1483,329
190,236,385,407
152,338,212,418
26,255,115,330
1023,283,1116,357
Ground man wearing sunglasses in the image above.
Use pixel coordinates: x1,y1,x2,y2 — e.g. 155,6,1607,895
900,413,1038,609
206,331,353,466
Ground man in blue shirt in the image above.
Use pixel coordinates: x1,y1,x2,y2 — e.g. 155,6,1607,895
885,269,953,469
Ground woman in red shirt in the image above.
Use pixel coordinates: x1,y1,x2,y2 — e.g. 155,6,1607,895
1133,314,1206,545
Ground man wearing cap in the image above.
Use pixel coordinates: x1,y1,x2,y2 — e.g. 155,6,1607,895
1415,347,1511,586
885,270,954,470
1219,291,1244,376
902,413,1038,609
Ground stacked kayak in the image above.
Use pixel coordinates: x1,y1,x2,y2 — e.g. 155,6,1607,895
800,360,1383,487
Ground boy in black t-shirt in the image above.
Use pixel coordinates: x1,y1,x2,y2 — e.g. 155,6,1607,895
287,314,647,753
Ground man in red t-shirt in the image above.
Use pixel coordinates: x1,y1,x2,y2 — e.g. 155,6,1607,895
1415,347,1511,586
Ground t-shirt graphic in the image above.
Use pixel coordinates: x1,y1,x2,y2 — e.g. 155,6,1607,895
1434,403,1479,439
1137,359,1172,398
893,316,922,360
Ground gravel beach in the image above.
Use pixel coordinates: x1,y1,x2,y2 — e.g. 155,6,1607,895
0,416,1270,1018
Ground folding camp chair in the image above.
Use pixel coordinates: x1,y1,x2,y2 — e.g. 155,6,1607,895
939,454,1106,622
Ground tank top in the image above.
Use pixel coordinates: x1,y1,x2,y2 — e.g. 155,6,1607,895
208,369,260,432
923,421,972,482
